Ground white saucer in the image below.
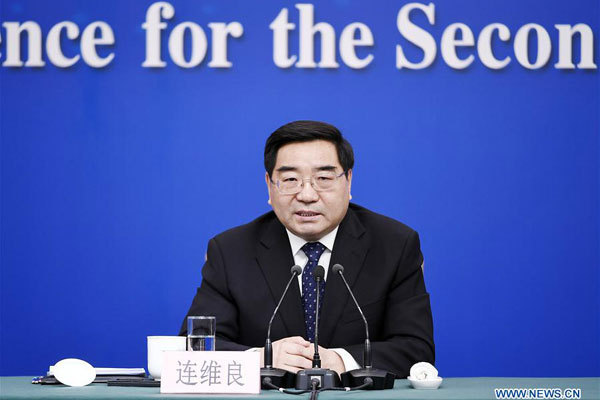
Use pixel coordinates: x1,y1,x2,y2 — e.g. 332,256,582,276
408,376,443,389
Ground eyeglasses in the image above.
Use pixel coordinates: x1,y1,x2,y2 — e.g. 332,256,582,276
272,171,346,195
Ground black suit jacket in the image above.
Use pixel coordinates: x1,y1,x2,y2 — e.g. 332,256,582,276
180,203,434,377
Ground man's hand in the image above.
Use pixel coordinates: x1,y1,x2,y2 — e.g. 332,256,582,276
259,337,346,375
316,346,345,376
260,336,313,373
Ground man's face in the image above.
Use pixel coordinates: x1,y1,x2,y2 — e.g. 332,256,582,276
266,140,352,242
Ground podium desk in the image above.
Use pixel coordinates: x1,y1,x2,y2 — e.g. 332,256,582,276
1,377,598,400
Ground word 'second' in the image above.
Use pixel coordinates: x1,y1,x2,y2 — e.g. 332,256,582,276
0,2,596,70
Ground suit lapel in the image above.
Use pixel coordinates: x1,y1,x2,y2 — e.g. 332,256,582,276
256,217,306,338
320,207,368,347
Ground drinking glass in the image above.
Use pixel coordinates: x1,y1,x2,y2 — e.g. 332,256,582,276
187,316,216,351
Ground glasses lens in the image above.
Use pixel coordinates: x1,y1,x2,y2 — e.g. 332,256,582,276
278,174,301,194
312,172,337,191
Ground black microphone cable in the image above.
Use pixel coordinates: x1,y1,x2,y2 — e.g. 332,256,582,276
310,377,374,400
262,377,312,394
309,379,319,400
319,378,374,391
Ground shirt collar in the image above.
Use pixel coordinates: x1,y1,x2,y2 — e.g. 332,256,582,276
286,226,339,256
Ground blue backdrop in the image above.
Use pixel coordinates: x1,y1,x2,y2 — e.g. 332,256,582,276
1,0,598,377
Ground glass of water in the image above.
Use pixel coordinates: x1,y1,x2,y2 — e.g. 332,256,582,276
187,316,216,351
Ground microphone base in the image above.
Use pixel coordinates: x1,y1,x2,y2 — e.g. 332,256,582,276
340,368,396,390
261,367,296,389
295,368,341,389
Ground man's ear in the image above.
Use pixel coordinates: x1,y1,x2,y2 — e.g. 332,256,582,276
346,169,353,200
265,172,272,205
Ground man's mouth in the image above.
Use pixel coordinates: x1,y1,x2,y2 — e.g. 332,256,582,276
295,211,320,218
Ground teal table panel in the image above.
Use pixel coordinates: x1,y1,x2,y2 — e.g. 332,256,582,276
0,377,598,400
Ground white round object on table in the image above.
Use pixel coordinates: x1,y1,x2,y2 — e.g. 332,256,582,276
408,376,443,389
409,361,439,380
408,362,442,389
52,358,96,387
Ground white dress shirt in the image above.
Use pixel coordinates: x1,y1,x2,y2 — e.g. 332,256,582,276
285,227,361,372
285,227,337,293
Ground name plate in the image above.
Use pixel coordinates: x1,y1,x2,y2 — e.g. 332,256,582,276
160,351,260,394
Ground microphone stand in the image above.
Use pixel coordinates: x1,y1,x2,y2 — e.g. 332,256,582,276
295,265,341,390
260,265,301,389
333,264,395,390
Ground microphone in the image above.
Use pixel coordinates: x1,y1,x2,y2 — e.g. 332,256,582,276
261,264,302,389
331,264,371,367
311,265,325,368
295,265,341,390
332,263,395,390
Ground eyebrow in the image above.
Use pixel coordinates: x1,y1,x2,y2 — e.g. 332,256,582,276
276,165,338,172
276,166,298,173
315,165,337,171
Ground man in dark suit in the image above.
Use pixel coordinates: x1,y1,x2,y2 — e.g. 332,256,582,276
180,121,434,378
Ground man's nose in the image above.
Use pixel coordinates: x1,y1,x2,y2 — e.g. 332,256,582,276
296,179,319,202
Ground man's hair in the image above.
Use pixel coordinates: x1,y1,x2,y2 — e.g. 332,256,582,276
264,120,355,178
